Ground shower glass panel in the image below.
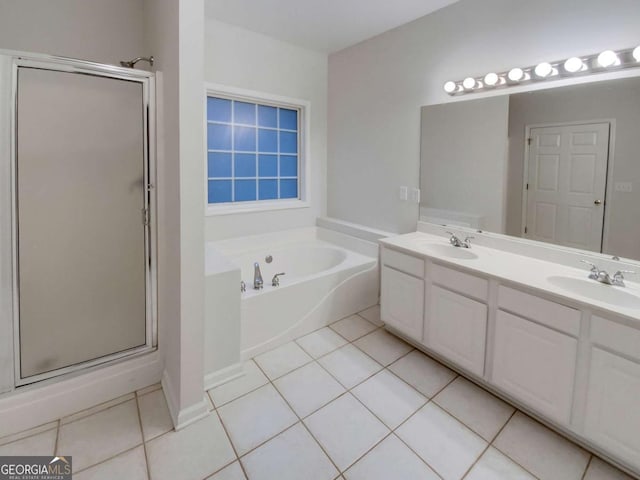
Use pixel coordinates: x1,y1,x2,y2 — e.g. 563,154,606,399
16,67,150,381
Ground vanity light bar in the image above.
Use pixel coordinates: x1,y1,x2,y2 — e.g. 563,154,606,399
444,45,640,95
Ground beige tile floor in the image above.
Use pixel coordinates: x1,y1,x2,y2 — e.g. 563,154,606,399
0,305,635,480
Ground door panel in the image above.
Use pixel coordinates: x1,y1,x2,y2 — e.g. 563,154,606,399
426,286,487,376
584,348,640,470
381,266,424,340
492,311,577,423
525,123,609,252
17,68,147,379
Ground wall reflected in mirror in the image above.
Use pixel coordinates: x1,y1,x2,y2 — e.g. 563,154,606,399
420,76,640,261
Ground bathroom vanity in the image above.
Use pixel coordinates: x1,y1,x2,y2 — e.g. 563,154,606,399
380,230,640,476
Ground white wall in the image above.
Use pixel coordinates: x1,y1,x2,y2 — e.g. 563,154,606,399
144,0,208,428
0,0,147,64
204,19,327,240
327,0,640,234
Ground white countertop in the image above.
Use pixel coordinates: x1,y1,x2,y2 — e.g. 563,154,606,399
380,231,640,323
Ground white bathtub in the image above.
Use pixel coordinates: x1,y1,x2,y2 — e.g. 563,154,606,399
211,227,379,359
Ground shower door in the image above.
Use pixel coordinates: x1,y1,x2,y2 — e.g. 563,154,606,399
13,60,155,384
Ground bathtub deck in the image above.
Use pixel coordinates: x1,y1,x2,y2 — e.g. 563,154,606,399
0,305,632,480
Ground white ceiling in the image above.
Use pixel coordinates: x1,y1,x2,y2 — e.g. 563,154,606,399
205,0,459,53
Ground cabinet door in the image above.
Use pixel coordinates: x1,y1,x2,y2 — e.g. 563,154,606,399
492,310,577,423
426,285,487,376
381,266,424,340
584,347,640,470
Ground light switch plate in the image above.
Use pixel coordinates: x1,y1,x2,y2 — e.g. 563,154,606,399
410,187,421,203
614,182,633,192
399,186,408,201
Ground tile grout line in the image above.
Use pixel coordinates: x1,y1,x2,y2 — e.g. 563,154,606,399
250,358,344,477
134,391,152,480
581,456,594,480
0,422,59,448
53,420,60,457
72,444,144,476
59,394,135,428
208,408,249,480
458,409,519,480
272,334,445,475
209,315,381,409
224,316,452,476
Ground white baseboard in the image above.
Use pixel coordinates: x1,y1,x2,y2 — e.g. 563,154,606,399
203,363,243,391
0,351,162,437
161,370,210,431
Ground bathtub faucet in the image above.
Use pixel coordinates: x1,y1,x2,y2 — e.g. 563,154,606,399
272,273,286,287
253,262,263,289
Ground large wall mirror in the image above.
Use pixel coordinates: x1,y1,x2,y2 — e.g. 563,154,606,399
420,76,640,261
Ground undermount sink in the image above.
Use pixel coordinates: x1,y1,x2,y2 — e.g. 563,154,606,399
420,243,478,260
547,275,640,309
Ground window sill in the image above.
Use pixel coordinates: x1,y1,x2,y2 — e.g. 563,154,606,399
205,199,310,217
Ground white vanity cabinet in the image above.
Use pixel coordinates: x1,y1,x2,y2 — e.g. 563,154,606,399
425,266,488,376
379,238,640,476
492,310,577,423
380,249,425,340
584,317,640,470
491,286,580,423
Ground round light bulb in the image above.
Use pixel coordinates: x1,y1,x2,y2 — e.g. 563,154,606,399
484,72,499,86
507,67,524,82
534,62,553,78
443,81,457,94
597,50,619,68
462,77,477,90
564,57,584,73
633,45,640,62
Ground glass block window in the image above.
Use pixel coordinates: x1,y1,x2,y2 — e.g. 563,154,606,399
207,95,301,204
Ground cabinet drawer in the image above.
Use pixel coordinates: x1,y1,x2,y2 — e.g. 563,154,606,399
493,310,577,423
431,264,488,301
382,248,424,278
498,285,580,336
591,316,640,362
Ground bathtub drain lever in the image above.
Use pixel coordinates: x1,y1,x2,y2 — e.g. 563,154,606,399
272,272,286,287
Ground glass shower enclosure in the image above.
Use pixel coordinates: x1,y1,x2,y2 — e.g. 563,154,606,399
0,52,157,388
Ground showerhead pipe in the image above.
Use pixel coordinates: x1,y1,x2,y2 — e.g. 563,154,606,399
120,56,154,69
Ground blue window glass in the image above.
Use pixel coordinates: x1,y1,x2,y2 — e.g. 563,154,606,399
208,180,232,203
259,179,278,200
258,129,277,153
259,154,278,177
208,152,232,178
207,96,303,205
279,108,298,130
280,179,298,199
207,97,231,123
208,124,232,150
235,179,256,202
258,105,277,128
280,155,297,177
234,153,256,178
234,126,256,151
234,101,256,125
280,131,297,154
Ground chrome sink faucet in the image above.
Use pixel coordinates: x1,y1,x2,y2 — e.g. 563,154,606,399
581,260,635,287
253,262,264,289
447,232,474,248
